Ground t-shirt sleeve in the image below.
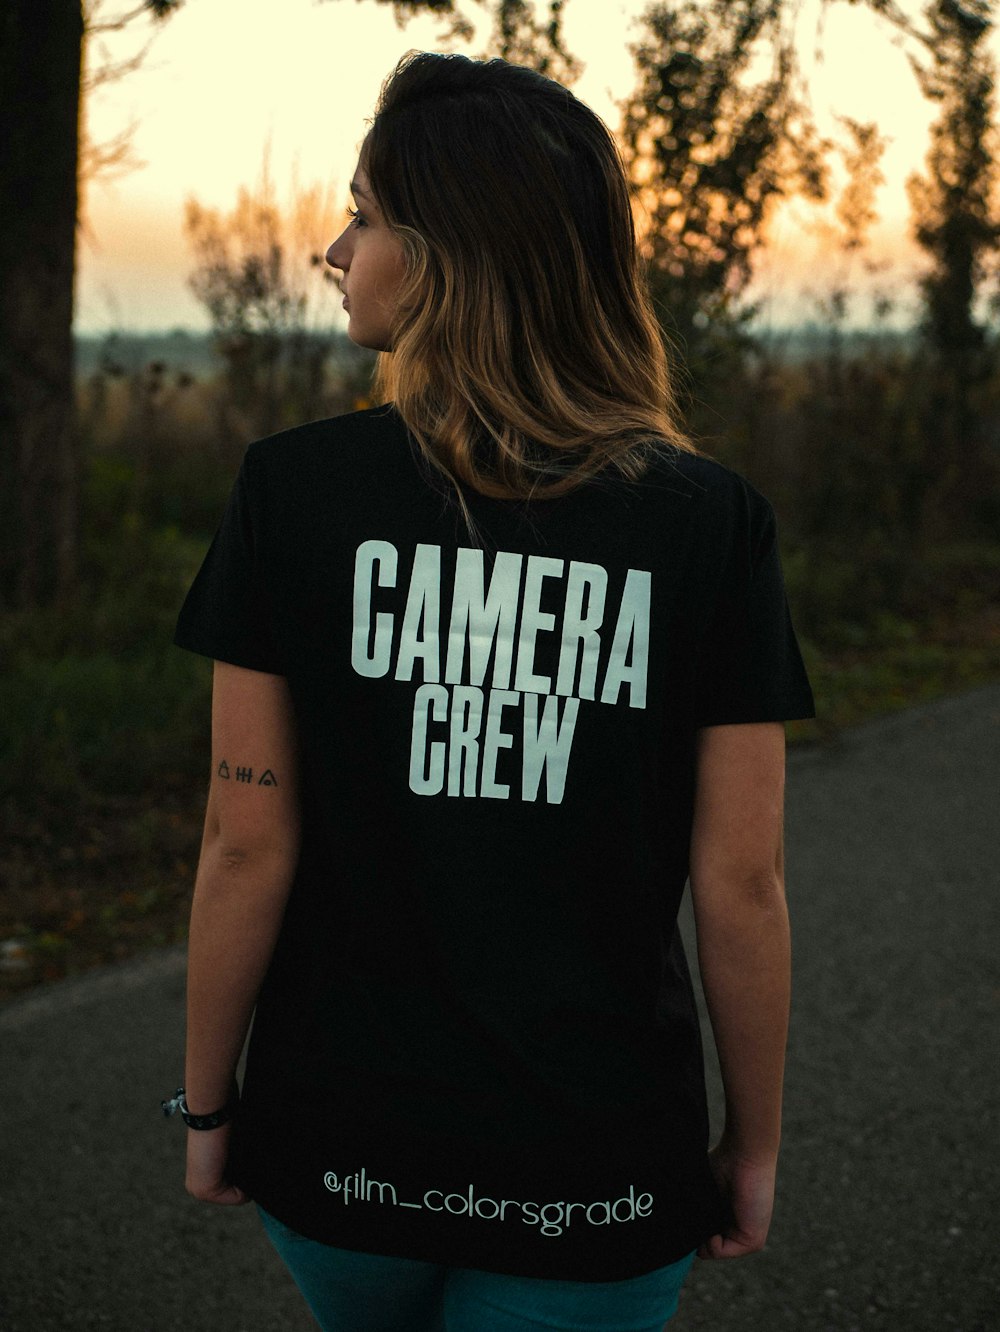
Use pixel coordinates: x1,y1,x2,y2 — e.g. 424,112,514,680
173,453,285,674
693,485,815,727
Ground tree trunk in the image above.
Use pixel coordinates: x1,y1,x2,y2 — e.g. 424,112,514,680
0,0,83,612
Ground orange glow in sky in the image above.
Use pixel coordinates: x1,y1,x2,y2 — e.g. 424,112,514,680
76,0,983,335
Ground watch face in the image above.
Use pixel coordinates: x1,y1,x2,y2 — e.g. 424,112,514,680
161,1090,186,1118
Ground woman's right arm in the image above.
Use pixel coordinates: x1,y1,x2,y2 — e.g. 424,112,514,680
688,721,791,1260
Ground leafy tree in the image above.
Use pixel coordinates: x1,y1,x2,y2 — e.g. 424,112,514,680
798,114,893,344
484,0,581,80
616,0,833,401
329,0,579,74
814,0,1000,536
833,116,890,258
903,0,1000,358
896,0,1000,536
821,0,1000,348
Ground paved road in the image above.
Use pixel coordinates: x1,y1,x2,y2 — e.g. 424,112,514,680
1,685,997,1331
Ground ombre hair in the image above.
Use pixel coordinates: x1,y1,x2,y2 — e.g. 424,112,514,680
361,50,699,530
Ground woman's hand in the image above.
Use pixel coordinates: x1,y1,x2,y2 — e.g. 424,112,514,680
697,1144,776,1260
185,1123,251,1206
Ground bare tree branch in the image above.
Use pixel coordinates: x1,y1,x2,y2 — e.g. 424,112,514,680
80,0,183,188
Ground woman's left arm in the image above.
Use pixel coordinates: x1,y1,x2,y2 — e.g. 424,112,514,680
183,660,302,1205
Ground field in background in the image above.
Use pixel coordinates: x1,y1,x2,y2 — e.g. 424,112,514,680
2,327,998,998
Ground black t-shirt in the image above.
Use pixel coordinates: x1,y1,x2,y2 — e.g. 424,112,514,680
174,403,815,1282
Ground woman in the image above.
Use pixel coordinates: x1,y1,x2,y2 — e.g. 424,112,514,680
167,50,815,1332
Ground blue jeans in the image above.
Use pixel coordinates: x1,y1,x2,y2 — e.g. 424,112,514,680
259,1206,695,1332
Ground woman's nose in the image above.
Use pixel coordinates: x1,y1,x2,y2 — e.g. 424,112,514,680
326,226,353,271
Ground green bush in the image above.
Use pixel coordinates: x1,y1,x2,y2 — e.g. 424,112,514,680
1,512,213,808
1,644,211,806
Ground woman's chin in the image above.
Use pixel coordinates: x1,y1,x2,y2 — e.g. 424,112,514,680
347,326,392,353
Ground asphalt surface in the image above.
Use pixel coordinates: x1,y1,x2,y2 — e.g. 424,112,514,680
1,684,997,1331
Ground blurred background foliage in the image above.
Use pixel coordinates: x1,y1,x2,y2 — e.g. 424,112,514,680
3,306,997,996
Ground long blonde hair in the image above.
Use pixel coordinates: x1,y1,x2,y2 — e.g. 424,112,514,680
362,51,699,532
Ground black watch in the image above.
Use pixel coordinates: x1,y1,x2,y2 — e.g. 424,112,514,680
161,1085,239,1130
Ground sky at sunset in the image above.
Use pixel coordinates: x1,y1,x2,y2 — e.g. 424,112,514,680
75,0,988,336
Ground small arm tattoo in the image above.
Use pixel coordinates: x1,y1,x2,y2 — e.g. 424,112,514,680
216,759,278,786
